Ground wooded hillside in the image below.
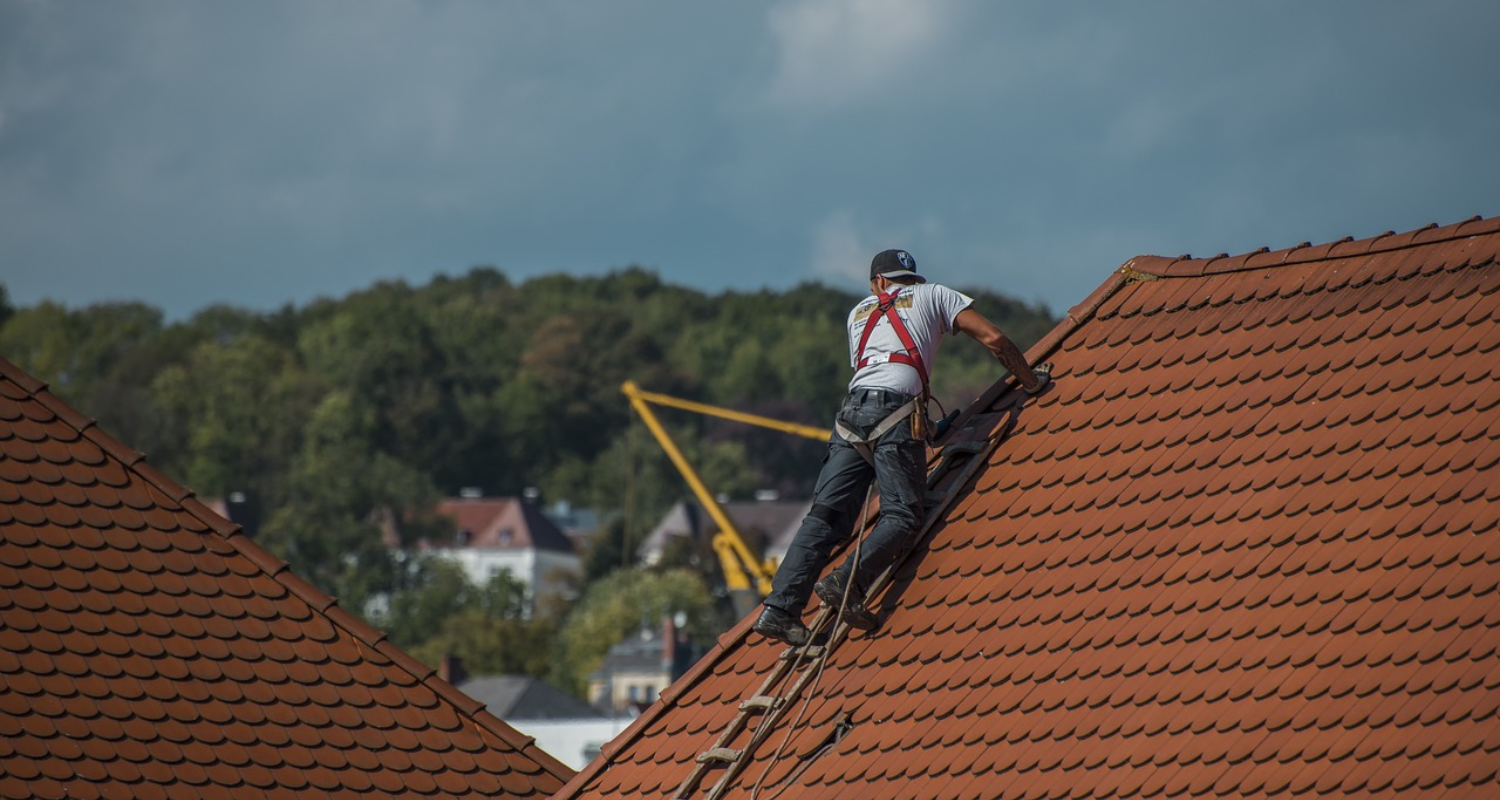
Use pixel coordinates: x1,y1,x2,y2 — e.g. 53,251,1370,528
0,270,1056,690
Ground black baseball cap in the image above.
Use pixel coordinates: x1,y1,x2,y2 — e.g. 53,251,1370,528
870,249,925,283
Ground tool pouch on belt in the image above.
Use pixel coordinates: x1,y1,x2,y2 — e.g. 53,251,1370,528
910,407,931,441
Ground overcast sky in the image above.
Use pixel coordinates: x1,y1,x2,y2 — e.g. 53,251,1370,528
2,1,1496,320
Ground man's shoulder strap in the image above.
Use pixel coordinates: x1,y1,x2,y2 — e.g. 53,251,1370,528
854,287,930,392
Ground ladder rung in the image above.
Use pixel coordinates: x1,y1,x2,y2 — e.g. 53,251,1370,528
780,644,826,661
696,747,742,764
679,423,991,800
739,695,781,712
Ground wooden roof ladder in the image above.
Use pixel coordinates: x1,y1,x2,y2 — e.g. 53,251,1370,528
673,414,1003,800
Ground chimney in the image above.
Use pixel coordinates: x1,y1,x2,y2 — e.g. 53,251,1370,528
438,654,466,686
661,614,677,671
664,611,692,678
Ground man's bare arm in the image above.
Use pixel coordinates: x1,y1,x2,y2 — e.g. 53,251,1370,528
954,307,1043,391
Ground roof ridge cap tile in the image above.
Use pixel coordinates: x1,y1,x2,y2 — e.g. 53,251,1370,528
1123,213,1500,281
946,263,1133,431
7,360,208,520
471,708,576,778
0,355,577,787
0,357,48,394
372,635,571,772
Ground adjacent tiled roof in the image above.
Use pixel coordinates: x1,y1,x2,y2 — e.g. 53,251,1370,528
553,215,1500,799
457,677,605,721
0,359,574,799
433,497,576,553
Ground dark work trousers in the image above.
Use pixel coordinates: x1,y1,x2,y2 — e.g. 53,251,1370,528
764,387,927,614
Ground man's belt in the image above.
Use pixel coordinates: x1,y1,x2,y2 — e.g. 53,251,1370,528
834,397,920,464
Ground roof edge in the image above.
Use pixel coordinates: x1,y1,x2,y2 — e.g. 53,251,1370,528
473,709,578,779
1127,213,1500,280
0,355,577,786
947,267,1133,435
551,613,760,798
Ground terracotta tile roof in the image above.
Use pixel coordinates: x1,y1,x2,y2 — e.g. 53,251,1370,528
433,497,576,553
552,215,1500,800
0,359,574,799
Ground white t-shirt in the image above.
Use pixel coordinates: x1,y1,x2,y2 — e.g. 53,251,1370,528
845,283,974,395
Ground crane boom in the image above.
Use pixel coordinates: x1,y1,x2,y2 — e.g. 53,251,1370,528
622,381,829,616
625,384,831,442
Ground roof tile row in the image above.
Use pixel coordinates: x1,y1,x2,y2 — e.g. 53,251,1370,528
553,216,1500,799
0,355,574,798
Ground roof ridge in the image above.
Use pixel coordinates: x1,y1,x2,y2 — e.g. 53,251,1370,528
1127,213,1500,280
517,496,574,553
0,356,575,783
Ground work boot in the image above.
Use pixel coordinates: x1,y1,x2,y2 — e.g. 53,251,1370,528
814,569,879,630
753,605,810,646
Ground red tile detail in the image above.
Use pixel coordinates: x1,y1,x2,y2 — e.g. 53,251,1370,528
0,357,574,799
551,216,1500,800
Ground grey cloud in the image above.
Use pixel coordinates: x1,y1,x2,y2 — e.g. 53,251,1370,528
1,1,1496,318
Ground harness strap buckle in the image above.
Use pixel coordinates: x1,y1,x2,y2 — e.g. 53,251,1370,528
834,397,921,464
854,288,930,393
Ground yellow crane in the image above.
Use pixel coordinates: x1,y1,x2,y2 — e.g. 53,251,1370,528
622,381,830,616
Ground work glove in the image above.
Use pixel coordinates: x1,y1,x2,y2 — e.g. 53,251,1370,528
1025,363,1053,395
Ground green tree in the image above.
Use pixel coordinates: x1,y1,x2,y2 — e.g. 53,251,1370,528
258,390,440,607
0,300,196,463
0,301,83,391
0,265,1059,670
411,608,559,678
150,335,318,510
416,268,520,494
379,556,480,649
552,567,717,695
298,282,462,479
375,555,560,678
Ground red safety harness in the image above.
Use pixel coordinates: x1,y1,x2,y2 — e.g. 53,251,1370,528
854,287,929,398
838,286,949,455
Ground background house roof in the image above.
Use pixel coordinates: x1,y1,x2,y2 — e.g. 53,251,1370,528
458,676,604,722
433,497,576,553
639,500,809,565
553,215,1500,799
0,359,574,799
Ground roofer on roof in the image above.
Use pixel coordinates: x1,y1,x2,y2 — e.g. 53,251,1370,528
753,249,1051,646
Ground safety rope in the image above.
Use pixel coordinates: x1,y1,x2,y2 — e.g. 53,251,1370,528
747,485,874,800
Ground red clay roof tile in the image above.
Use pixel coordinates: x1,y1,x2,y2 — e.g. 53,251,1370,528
0,358,574,799
551,215,1500,799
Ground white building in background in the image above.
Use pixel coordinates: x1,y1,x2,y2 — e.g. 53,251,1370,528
515,716,635,771
457,674,635,771
438,659,635,772
416,494,582,608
